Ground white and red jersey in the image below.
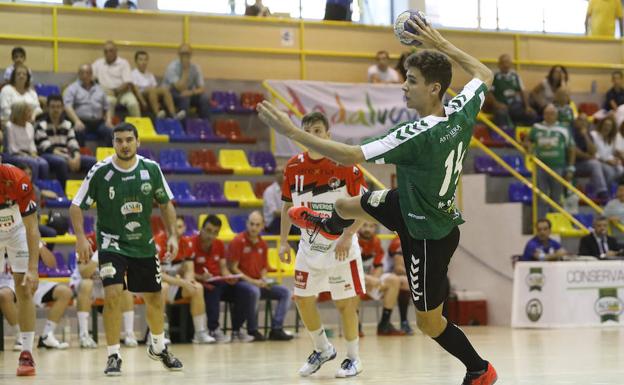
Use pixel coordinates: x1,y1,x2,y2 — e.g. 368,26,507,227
0,164,37,238
282,152,367,266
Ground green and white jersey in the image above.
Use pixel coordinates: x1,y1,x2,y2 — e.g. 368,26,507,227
491,70,523,105
72,155,173,258
529,122,574,169
361,78,487,240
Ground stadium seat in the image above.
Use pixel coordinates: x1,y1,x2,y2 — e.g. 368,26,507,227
155,119,197,143
248,151,277,174
254,181,273,198
267,248,295,275
185,119,226,143
189,149,233,174
96,147,115,161
474,156,496,174
69,215,94,235
34,83,61,97
229,214,248,233
67,252,77,271
159,149,202,174
578,102,599,116
219,149,263,175
137,147,156,160
240,92,264,112
490,155,530,177
473,124,505,148
211,91,244,113
65,179,83,201
224,181,263,207
168,181,207,207
124,117,169,142
574,213,594,229
198,213,236,240
214,119,256,144
546,212,589,237
47,252,72,277
182,215,197,235
35,179,70,208
515,126,531,143
193,182,238,207
508,182,532,204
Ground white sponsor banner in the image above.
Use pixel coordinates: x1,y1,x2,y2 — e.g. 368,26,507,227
265,80,419,157
512,261,624,328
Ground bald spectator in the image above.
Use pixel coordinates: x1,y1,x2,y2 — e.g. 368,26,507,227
63,64,113,146
162,44,210,119
368,51,401,84
92,41,141,117
586,0,623,37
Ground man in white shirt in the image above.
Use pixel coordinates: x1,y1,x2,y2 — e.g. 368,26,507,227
263,167,284,234
367,50,401,84
92,41,140,117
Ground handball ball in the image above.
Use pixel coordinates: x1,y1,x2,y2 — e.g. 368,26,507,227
394,10,427,46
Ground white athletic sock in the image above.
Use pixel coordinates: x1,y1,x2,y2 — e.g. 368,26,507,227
21,331,34,352
12,323,20,334
346,337,359,360
77,311,89,337
42,320,57,337
151,332,166,354
193,314,207,333
122,311,134,336
308,327,330,352
107,344,120,357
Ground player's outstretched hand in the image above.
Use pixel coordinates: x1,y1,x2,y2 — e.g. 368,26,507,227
165,236,179,263
279,243,292,264
334,234,352,261
257,101,298,138
22,268,39,294
403,16,448,50
76,235,93,264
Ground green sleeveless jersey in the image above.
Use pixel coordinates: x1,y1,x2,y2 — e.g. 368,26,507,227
491,70,523,105
72,155,173,258
361,79,488,240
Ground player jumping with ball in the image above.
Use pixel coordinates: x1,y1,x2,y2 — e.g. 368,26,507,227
258,14,497,385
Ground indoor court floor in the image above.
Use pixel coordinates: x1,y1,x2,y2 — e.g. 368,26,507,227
1,326,623,384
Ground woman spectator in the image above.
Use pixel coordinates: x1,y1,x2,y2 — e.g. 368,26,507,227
530,65,569,115
3,102,49,181
0,63,42,123
591,116,623,188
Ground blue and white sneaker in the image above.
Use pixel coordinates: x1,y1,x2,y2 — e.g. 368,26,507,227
298,344,337,377
335,358,363,378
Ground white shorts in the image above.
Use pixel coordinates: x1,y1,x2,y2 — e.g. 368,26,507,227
0,229,29,274
294,249,366,301
33,281,58,307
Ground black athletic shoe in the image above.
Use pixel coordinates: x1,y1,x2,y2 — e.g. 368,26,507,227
248,330,266,342
268,329,294,341
147,345,183,371
104,354,122,376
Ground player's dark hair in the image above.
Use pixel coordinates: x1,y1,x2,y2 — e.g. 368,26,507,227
46,94,63,106
11,47,26,60
135,50,148,62
301,112,329,131
10,63,31,88
113,122,139,139
536,218,551,229
405,50,452,100
201,214,222,229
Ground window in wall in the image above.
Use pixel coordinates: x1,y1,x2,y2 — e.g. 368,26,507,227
157,0,232,14
10,0,62,4
426,0,479,29
543,0,586,34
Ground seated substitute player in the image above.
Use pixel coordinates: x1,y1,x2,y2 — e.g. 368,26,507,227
69,123,183,376
280,111,368,378
0,267,23,351
387,236,414,335
257,16,498,385
155,216,214,344
357,222,405,336
70,232,139,348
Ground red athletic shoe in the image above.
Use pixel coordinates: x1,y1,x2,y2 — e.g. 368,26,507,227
16,351,36,376
287,207,341,241
462,362,497,385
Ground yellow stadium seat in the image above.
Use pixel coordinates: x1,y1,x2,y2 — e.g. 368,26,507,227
198,213,236,240
125,117,169,143
546,213,589,237
515,126,531,143
224,181,263,207
65,180,84,201
218,150,263,175
267,248,296,280
96,147,115,161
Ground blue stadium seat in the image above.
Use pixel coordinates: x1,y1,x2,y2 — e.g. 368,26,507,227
508,182,532,204
159,149,202,174
249,151,277,174
574,213,594,229
474,156,496,174
155,119,198,143
182,215,197,235
138,147,156,160
186,119,226,143
490,155,531,177
168,181,207,207
35,179,70,208
193,182,238,207
46,252,72,277
34,83,61,97
229,214,248,233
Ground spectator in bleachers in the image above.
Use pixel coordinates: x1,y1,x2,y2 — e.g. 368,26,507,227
357,222,405,336
521,218,568,261
15,163,58,239
228,211,293,342
604,180,624,224
604,71,624,111
387,237,413,335
0,63,42,123
92,41,141,117
578,216,622,259
131,51,185,120
263,166,284,234
486,53,536,128
573,114,610,201
156,216,214,344
34,95,96,189
368,50,401,84
525,104,575,219
586,0,623,37
162,44,210,119
245,0,271,16
553,88,574,129
63,63,114,146
3,47,32,83
193,214,256,343
104,0,137,9
591,116,623,187
395,52,410,82
530,65,568,115
3,102,49,181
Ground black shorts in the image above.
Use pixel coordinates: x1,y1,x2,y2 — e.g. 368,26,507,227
99,251,162,293
360,189,460,312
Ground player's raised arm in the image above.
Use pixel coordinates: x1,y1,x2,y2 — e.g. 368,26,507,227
403,17,493,87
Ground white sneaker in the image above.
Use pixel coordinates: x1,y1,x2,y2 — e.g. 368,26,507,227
80,334,98,349
175,110,186,120
335,358,363,378
122,333,138,347
209,328,231,343
192,330,215,344
156,110,167,119
232,330,254,343
38,333,69,350
13,339,22,351
298,344,337,377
